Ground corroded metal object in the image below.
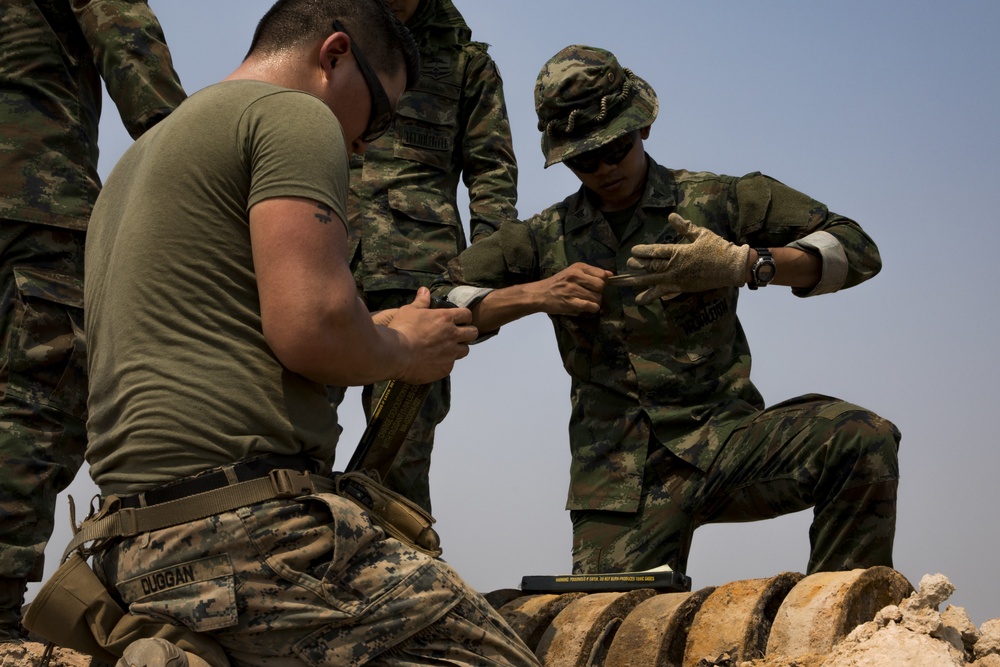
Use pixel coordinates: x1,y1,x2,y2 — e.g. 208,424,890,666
682,572,804,667
536,589,657,667
498,592,587,651
483,588,527,611
604,587,715,667
766,566,914,660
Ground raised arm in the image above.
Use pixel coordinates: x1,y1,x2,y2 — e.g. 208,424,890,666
463,263,610,332
434,219,609,334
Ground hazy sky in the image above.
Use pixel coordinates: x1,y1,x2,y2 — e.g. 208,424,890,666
32,1,1000,628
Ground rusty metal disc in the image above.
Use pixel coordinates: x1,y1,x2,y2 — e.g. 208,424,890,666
766,566,914,660
498,592,587,652
483,588,528,611
604,587,715,667
536,589,657,667
682,572,804,667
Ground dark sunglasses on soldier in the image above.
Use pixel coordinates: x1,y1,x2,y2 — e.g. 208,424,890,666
564,131,638,174
333,21,393,143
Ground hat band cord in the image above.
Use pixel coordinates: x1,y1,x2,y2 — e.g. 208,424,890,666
544,68,636,137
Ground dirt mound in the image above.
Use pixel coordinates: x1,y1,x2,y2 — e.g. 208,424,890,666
734,574,1000,667
0,641,93,667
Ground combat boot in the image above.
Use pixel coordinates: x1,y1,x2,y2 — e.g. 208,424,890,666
0,578,26,642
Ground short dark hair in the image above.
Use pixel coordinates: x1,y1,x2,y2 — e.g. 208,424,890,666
246,0,420,88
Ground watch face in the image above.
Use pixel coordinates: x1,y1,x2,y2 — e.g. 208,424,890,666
756,261,776,282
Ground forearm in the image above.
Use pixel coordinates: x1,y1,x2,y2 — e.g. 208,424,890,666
468,284,548,333
744,247,822,290
736,175,880,294
265,290,410,387
451,263,608,333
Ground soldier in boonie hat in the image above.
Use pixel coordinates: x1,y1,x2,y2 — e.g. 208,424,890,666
436,42,895,583
535,45,658,168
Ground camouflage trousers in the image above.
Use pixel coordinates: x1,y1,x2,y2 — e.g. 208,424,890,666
0,222,87,583
571,394,900,576
329,291,450,514
93,490,538,667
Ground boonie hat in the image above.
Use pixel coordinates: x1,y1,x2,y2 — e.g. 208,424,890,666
535,45,659,168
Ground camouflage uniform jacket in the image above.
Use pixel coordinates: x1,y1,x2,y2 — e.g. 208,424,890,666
0,0,185,231
438,157,882,512
348,0,517,294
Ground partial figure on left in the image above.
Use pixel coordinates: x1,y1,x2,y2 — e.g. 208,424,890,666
0,0,185,642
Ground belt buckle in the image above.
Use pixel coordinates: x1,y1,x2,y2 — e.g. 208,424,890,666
118,507,140,537
268,468,314,498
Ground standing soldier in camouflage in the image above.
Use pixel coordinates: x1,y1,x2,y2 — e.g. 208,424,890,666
331,0,517,513
0,0,185,642
434,45,900,577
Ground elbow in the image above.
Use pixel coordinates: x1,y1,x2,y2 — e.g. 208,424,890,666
262,325,326,382
262,304,377,386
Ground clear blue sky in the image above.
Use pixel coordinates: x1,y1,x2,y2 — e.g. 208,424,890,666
34,1,1000,628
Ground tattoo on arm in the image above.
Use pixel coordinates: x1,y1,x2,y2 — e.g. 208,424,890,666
314,203,334,225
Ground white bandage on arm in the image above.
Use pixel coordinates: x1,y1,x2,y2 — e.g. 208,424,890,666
787,230,848,297
443,286,498,343
444,285,494,309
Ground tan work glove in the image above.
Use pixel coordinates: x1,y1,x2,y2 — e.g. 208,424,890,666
613,213,750,304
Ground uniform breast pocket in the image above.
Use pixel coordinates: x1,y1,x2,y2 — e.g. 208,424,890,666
388,188,461,274
660,291,735,367
115,555,239,633
3,266,87,419
392,88,460,171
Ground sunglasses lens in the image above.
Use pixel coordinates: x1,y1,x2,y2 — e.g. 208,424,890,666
362,106,392,143
565,153,601,173
565,133,635,173
604,138,634,165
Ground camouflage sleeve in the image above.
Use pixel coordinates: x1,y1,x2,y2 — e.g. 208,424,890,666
734,173,882,296
73,0,186,139
458,44,518,242
432,218,538,298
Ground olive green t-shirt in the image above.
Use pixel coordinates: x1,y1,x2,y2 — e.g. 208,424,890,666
85,80,350,494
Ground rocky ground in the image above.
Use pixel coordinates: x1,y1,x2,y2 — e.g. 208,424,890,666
721,575,1000,667
2,573,998,666
0,641,93,667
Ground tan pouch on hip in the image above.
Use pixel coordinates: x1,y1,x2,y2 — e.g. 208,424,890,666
23,552,230,667
335,471,442,557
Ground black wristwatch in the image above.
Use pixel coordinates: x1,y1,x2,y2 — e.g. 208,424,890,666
748,248,776,290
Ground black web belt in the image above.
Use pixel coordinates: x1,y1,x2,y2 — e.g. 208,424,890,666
64,454,333,561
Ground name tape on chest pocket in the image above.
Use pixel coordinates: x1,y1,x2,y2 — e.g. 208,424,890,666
401,125,452,152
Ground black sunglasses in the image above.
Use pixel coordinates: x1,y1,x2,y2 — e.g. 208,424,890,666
333,21,393,143
564,131,638,174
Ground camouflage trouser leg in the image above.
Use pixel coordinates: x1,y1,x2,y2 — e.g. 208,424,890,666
571,394,900,576
0,223,87,587
329,291,451,514
94,491,538,667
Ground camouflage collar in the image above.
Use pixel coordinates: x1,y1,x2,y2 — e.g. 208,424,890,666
563,156,676,235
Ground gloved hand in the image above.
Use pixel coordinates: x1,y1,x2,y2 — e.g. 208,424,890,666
613,213,750,304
